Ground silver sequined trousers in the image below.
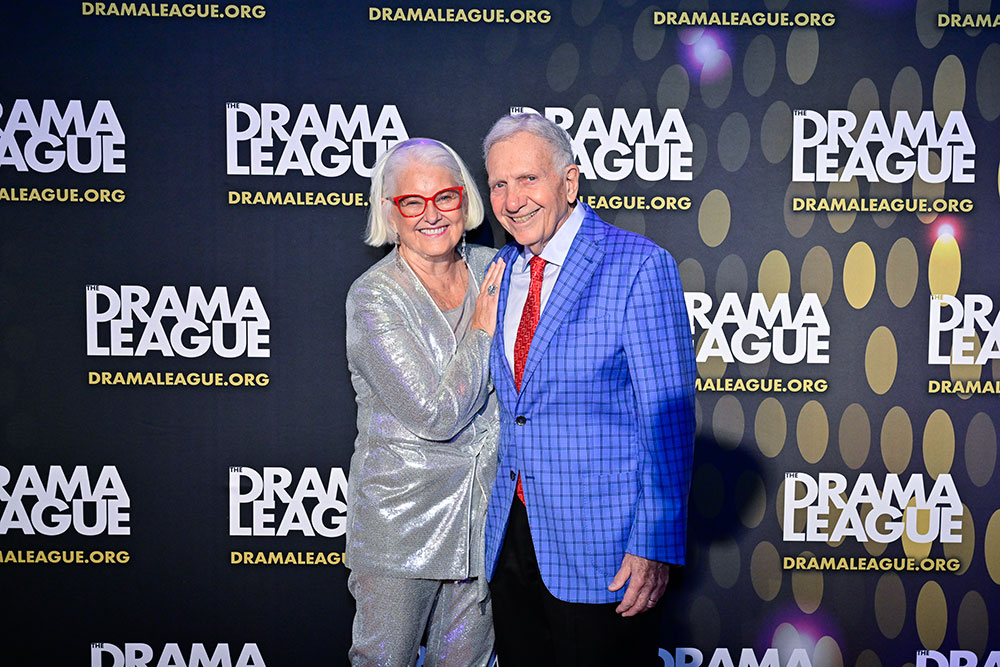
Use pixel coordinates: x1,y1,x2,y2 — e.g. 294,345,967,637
348,572,494,667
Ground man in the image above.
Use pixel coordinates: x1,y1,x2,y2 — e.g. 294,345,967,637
482,112,696,666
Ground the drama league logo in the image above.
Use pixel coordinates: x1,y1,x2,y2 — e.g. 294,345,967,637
0,465,129,536
659,648,811,667
918,651,1000,667
792,110,974,183
783,473,962,544
226,102,408,177
513,106,693,182
86,285,270,358
685,293,830,364
229,467,348,537
0,99,125,173
91,643,264,667
928,294,1000,365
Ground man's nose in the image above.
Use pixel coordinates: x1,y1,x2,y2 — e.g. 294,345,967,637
504,184,525,212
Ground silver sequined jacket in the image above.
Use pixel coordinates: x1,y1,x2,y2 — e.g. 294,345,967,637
344,245,499,582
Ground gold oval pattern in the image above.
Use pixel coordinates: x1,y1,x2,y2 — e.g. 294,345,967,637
758,250,791,307
923,409,955,478
698,189,731,248
678,258,706,292
772,622,803,653
791,551,823,613
965,412,997,487
985,509,1000,584
814,636,844,667
891,66,924,123
856,649,883,667
801,246,834,305
796,400,828,464
844,242,877,309
839,403,871,469
915,0,947,49
712,395,745,450
708,537,741,589
827,176,860,233
885,238,919,308
957,590,989,655
755,397,787,458
632,6,665,61
761,101,792,165
744,34,776,98
865,326,898,395
928,233,962,296
874,574,906,638
881,406,914,474
847,78,880,141
786,28,819,85
915,581,948,650
750,541,781,601
978,43,1000,121
657,63,690,113
701,51,734,109
912,151,945,224
737,471,767,529
933,54,967,127
784,181,816,238
716,253,749,299
943,504,974,575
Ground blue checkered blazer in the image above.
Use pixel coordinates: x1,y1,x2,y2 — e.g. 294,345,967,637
484,204,696,603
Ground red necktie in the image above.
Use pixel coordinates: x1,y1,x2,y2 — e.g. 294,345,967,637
512,255,545,504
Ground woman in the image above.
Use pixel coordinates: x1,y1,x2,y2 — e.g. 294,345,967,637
344,137,505,667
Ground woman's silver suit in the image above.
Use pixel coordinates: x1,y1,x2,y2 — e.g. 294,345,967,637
345,245,498,667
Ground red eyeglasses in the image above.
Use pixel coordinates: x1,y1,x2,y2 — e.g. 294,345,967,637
391,186,464,218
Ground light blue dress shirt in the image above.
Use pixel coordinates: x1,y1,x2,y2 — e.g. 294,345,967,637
502,202,586,373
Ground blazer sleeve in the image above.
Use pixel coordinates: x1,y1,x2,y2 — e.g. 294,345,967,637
346,282,493,442
622,247,697,564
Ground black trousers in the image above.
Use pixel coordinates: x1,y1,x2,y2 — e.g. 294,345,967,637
489,496,662,667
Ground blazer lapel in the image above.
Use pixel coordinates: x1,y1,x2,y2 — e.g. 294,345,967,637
517,210,606,395
492,244,520,398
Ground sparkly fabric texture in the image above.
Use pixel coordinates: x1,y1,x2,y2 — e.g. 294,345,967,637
348,572,493,667
344,245,499,586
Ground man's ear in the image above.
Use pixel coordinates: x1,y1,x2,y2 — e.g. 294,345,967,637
564,163,580,203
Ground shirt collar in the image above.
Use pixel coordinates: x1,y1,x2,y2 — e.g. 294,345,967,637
517,202,585,269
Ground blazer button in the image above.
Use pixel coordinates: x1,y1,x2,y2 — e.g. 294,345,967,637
515,416,526,425
510,470,516,481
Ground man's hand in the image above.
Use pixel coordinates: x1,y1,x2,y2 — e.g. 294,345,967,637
608,553,670,616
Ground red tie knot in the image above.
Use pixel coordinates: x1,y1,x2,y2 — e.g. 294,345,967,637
528,255,546,282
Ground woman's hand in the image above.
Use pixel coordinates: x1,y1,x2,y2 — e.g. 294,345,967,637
470,258,506,336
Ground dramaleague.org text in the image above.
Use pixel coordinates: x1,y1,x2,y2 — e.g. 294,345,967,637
89,371,270,387
0,549,130,564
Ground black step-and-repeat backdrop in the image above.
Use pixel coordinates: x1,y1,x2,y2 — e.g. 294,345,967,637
2,1,998,666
